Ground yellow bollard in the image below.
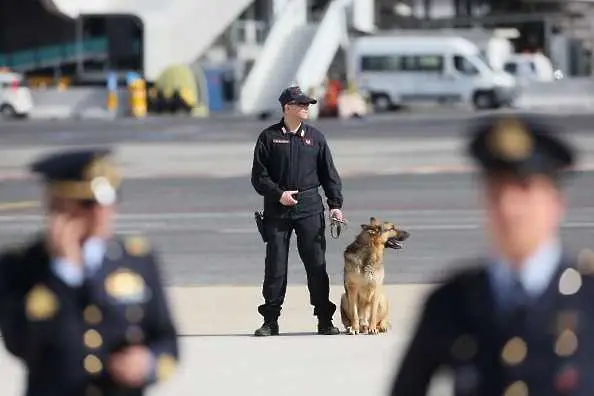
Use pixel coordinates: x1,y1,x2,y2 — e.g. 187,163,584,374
107,90,118,113
129,79,147,118
106,72,119,114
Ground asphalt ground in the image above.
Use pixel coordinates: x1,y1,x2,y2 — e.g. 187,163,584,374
1,172,593,286
0,114,592,396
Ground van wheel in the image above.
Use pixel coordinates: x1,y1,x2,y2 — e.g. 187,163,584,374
0,104,16,119
372,94,392,112
472,91,496,110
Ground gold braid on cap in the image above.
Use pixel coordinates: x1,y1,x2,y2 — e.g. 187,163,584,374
487,117,534,161
48,155,122,200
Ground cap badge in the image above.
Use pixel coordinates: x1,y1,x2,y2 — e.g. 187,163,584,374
91,177,116,205
488,118,533,160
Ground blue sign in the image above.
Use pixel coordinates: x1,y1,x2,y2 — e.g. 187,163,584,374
106,72,117,91
203,67,224,112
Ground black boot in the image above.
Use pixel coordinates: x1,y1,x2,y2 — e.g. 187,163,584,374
254,320,279,337
317,318,340,335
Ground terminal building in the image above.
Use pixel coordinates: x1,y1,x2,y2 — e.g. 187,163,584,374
0,0,592,114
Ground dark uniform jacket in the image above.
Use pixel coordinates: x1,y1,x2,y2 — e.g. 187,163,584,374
390,253,594,396
251,120,343,219
0,234,179,396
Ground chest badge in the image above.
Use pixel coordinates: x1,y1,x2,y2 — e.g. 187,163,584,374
26,284,59,321
304,138,313,146
105,269,148,303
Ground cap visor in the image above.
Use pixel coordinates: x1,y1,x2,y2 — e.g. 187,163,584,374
296,95,317,105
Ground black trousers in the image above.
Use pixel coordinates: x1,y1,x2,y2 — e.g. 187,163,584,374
258,212,336,321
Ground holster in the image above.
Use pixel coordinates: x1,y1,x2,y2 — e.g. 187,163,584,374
254,210,267,243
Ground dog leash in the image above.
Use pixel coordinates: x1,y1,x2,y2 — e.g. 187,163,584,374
330,217,348,239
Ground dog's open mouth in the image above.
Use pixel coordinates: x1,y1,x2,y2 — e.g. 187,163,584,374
384,230,410,250
385,237,404,250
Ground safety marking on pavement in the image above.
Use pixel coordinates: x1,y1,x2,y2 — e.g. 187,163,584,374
1,164,594,181
0,201,39,212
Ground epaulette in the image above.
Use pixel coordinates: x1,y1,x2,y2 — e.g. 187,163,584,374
122,234,151,257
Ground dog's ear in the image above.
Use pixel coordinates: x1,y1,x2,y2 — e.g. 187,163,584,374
369,217,378,226
360,224,380,234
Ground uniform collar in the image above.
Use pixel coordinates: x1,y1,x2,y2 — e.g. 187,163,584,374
280,119,305,137
82,236,107,274
488,237,562,299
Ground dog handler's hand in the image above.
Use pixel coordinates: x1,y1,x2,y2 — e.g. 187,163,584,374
279,191,298,206
330,209,344,222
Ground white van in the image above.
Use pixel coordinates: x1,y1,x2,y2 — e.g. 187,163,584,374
0,70,34,119
347,35,518,111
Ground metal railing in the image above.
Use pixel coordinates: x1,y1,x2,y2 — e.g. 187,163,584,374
0,38,142,72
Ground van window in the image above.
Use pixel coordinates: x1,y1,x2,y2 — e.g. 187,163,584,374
360,55,400,72
417,55,443,72
453,55,479,75
360,54,444,73
503,62,517,75
400,55,444,72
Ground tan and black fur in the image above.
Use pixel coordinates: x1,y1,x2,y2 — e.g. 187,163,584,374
340,217,410,335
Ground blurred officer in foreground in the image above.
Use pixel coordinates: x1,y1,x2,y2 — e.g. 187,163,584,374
389,113,594,395
0,148,179,396
251,85,344,336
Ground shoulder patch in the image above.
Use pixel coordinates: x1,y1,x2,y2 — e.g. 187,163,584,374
124,235,150,257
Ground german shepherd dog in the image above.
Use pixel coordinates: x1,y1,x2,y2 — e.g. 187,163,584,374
340,217,410,335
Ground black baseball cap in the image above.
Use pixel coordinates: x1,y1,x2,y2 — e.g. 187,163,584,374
278,86,317,106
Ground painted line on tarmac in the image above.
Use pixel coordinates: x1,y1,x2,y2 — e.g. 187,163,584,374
1,163,593,181
2,207,594,222
0,201,39,212
0,166,475,180
1,222,594,234
215,222,594,233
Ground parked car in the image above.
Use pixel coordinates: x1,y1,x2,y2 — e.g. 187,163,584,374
0,69,34,119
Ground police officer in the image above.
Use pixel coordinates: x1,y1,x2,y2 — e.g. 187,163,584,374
0,148,179,396
389,113,594,395
251,85,344,336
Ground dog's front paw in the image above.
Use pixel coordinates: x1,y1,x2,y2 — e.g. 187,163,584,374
346,326,360,335
378,325,389,333
368,326,379,335
360,324,369,334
